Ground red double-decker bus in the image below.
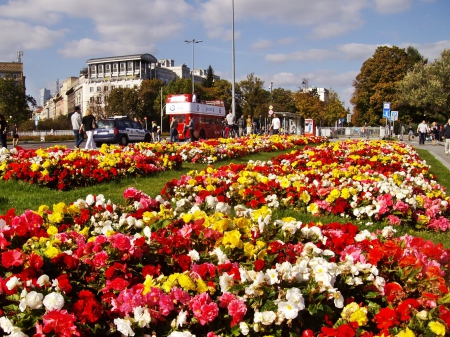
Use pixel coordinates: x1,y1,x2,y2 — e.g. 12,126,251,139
166,94,225,140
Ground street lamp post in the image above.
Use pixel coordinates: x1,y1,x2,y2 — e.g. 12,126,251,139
185,39,203,96
231,0,236,117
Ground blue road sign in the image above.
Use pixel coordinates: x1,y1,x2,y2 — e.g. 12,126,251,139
383,102,391,119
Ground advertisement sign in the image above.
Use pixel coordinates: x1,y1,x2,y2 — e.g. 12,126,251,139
304,119,315,135
166,102,225,116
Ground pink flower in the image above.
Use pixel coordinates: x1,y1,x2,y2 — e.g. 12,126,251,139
387,215,402,226
190,292,219,325
340,245,366,263
427,216,450,231
93,251,108,267
42,310,80,337
228,299,247,326
393,200,409,213
1,249,23,268
123,187,141,200
111,233,131,251
159,293,175,316
218,292,236,308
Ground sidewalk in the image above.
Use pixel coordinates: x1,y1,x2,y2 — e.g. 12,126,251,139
403,138,450,171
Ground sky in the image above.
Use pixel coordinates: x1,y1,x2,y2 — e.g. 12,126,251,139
1,0,449,111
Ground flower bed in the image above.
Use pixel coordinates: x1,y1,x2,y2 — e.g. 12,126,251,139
0,135,324,190
0,185,448,336
162,140,450,232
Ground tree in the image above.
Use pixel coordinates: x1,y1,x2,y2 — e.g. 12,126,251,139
351,46,411,126
139,79,164,121
324,89,347,126
202,65,215,88
271,88,295,114
239,73,269,118
293,88,324,123
105,87,139,117
398,49,450,124
0,76,36,124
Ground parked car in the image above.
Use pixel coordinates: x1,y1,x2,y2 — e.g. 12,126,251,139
93,116,151,147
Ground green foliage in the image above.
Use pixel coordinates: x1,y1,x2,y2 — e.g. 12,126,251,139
325,89,347,125
202,65,215,88
239,73,270,118
398,49,450,123
105,87,139,117
351,46,414,126
0,76,36,124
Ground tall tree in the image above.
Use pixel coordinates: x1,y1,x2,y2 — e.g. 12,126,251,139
271,88,295,114
350,46,410,126
202,65,215,88
293,88,324,122
105,87,139,117
239,73,269,118
0,76,36,123
398,49,450,124
324,89,347,126
139,79,164,121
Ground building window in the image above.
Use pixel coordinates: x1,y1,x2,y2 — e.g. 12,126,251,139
98,65,103,72
97,87,101,92
90,87,94,93
111,85,116,90
120,63,125,70
126,84,130,88
113,63,118,72
127,61,133,70
104,86,109,92
105,64,110,72
91,65,96,73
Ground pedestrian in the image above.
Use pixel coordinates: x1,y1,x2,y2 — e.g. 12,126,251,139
12,123,19,147
80,108,97,150
431,122,440,146
157,126,161,142
408,124,414,141
188,116,195,142
269,113,280,135
246,115,252,136
151,121,158,142
441,118,450,156
237,115,245,136
417,120,428,145
183,121,188,140
0,114,8,149
225,109,235,138
71,106,84,148
170,117,179,142
400,124,405,141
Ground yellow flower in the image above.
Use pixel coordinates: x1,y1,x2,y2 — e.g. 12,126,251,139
429,321,446,336
46,226,58,236
196,278,208,293
79,227,90,237
182,213,192,223
222,230,242,249
44,246,61,259
300,191,311,204
162,274,179,293
243,242,257,258
143,275,154,295
396,327,415,337
326,188,340,203
178,274,196,291
341,188,350,199
47,212,64,224
279,177,291,188
36,205,49,217
142,211,158,225
53,202,68,214
307,202,319,215
30,163,40,172
349,308,368,326
211,218,230,233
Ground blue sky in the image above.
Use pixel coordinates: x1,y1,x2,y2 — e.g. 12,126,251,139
1,0,449,110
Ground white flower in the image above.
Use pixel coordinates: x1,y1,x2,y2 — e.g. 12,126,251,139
133,306,151,328
20,291,43,311
37,275,50,287
215,202,230,215
0,317,15,334
265,269,279,285
176,309,188,328
167,332,196,337
6,276,21,290
85,194,95,205
240,321,250,335
219,272,234,293
286,288,305,310
188,249,200,261
210,247,228,264
205,195,218,209
114,318,135,336
381,226,397,238
43,292,65,311
278,301,299,319
328,289,344,308
260,311,277,325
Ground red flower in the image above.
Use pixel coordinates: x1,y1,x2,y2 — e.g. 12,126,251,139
373,307,399,330
254,259,265,271
56,274,72,294
42,310,80,336
1,249,23,268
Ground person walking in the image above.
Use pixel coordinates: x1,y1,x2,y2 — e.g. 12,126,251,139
417,120,428,145
431,122,440,146
246,115,252,136
441,119,450,156
12,123,19,147
237,115,245,137
0,115,8,149
225,109,235,138
151,121,158,142
71,106,84,148
408,124,414,141
80,108,97,150
188,116,195,142
169,117,179,142
269,113,281,135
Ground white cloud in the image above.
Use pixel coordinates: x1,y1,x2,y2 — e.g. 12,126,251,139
374,0,412,14
399,40,450,62
252,40,274,51
0,19,66,57
265,49,336,63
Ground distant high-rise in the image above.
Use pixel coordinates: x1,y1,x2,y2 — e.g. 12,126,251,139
39,88,51,107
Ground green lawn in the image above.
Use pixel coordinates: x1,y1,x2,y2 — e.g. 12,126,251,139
1,146,449,248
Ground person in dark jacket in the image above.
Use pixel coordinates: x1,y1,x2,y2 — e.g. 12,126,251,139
80,109,97,150
441,118,450,156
